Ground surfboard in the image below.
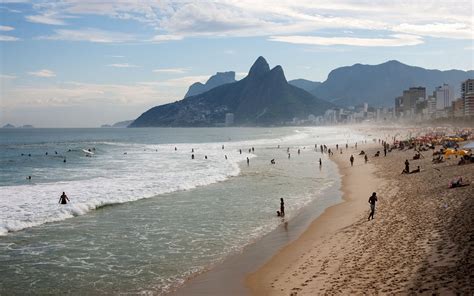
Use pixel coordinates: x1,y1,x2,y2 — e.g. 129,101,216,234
82,149,94,155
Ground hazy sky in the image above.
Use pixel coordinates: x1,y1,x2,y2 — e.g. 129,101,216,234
1,0,473,127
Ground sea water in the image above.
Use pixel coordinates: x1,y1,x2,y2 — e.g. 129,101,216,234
0,127,364,294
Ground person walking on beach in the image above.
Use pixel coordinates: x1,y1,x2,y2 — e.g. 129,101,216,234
59,192,70,205
280,198,285,217
350,155,354,166
404,159,410,173
364,154,368,163
247,157,249,166
319,158,322,167
368,192,378,220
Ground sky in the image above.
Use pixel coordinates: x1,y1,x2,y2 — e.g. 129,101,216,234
0,0,473,127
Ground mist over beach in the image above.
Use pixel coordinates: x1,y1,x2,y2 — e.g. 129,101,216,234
1,0,473,295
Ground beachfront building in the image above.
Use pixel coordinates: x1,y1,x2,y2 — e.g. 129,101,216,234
434,84,454,110
462,79,474,117
452,98,465,118
395,87,426,119
427,96,437,116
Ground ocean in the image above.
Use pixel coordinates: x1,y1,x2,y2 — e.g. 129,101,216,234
0,127,364,294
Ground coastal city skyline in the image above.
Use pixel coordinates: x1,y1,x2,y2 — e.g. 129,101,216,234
1,0,473,127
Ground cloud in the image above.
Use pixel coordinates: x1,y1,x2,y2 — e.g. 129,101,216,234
149,34,183,42
1,81,171,108
107,55,125,58
393,22,473,40
0,35,19,41
152,68,189,74
0,74,17,79
0,25,14,31
107,63,139,68
37,28,135,43
268,34,424,47
20,1,473,44
28,69,56,77
26,14,67,25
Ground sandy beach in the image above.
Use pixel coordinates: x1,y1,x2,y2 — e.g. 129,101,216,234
247,134,474,294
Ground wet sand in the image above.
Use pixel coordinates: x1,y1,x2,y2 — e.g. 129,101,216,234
247,141,474,294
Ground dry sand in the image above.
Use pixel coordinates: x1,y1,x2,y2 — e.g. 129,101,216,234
247,141,474,295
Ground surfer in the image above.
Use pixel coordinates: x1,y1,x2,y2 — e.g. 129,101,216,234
59,192,70,205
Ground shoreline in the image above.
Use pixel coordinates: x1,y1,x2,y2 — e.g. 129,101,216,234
246,144,383,295
171,147,345,295
247,135,473,294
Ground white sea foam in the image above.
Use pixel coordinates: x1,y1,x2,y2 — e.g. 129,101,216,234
0,130,313,235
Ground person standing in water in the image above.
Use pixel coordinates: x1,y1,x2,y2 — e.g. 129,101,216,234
319,158,322,167
246,157,249,166
368,192,378,220
280,198,285,217
59,192,70,205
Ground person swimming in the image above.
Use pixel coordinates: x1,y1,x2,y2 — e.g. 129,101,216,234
59,192,70,205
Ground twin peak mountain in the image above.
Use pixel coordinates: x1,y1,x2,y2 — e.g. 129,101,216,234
130,56,333,127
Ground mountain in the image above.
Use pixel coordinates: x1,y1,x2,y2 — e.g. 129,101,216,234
130,57,334,127
2,124,15,128
184,71,236,98
289,79,321,93
312,60,474,107
112,120,133,128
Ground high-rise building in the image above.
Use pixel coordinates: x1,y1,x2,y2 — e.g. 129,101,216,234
427,96,437,116
434,84,454,110
395,87,426,117
462,79,474,116
452,98,465,118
